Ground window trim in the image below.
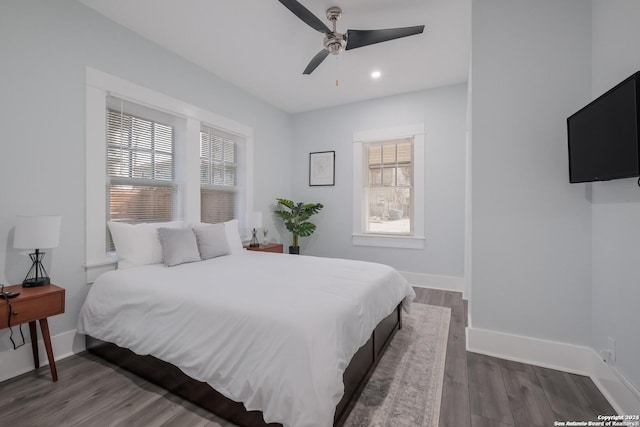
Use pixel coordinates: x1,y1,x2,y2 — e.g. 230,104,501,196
352,124,425,249
86,68,254,281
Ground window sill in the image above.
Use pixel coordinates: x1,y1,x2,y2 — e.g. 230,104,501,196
352,233,425,249
84,254,117,284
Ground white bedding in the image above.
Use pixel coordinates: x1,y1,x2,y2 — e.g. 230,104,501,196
77,251,415,427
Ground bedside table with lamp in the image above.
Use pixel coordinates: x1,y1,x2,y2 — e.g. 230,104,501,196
0,215,66,381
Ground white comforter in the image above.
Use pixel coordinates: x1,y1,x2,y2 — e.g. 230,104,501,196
77,251,415,427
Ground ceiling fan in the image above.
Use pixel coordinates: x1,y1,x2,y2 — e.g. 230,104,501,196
278,0,425,75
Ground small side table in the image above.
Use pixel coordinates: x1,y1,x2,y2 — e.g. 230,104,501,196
244,243,284,253
0,284,65,381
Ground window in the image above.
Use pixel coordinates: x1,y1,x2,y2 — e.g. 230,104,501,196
364,138,413,234
353,124,425,249
106,99,179,249
200,125,240,223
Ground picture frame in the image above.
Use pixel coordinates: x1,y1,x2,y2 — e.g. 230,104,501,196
309,151,335,186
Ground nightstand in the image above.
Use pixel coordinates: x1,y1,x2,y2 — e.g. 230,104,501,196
244,243,284,253
0,284,65,381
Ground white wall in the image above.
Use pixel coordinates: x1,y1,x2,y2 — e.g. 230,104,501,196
470,0,593,344
290,85,468,279
590,0,640,393
0,0,291,364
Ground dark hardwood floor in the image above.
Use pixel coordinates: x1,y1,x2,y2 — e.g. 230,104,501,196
412,287,616,427
0,287,615,426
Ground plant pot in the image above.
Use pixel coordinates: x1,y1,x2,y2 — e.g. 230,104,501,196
289,246,300,255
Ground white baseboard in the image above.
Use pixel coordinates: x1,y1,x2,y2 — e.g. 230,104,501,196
400,271,465,297
0,329,86,382
467,326,640,414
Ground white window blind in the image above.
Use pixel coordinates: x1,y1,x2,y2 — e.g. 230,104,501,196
200,125,238,223
364,138,413,234
106,101,177,248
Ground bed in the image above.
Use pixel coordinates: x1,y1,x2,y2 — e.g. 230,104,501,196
78,223,415,427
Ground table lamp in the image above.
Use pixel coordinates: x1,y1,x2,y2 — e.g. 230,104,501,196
248,211,262,248
13,215,61,287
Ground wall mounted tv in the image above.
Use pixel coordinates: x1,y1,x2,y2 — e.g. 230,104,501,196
567,71,640,183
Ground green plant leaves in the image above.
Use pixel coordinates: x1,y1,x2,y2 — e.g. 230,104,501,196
274,198,323,247
296,222,316,237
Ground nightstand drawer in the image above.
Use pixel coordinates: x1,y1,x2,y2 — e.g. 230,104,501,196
0,291,65,328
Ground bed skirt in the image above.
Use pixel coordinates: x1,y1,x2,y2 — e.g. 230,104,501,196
85,303,402,427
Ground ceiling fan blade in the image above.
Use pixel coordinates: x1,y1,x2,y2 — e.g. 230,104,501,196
278,0,331,34
345,25,425,50
303,49,330,74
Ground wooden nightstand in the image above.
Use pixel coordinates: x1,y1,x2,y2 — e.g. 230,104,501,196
0,284,65,381
244,243,284,253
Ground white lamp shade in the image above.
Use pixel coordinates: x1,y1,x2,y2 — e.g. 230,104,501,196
14,215,61,249
248,211,263,229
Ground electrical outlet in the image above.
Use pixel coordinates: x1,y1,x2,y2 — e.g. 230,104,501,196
608,337,616,364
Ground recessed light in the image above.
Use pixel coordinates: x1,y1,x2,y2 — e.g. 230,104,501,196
371,70,382,79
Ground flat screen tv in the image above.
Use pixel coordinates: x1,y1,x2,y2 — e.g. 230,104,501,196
567,71,640,183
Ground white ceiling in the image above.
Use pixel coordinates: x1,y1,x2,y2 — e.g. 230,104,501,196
78,0,471,114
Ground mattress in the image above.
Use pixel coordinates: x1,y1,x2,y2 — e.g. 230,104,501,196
77,251,415,427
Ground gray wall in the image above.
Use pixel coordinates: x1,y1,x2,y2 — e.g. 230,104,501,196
289,85,468,277
0,0,292,351
590,0,640,392
470,1,593,344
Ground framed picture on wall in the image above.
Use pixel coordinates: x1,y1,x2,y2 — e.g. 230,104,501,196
309,151,335,186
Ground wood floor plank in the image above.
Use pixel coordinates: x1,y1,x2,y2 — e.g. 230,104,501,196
160,400,233,427
467,353,515,425
444,355,468,385
534,366,598,422
161,410,223,427
471,414,514,427
463,299,469,327
0,357,118,423
1,363,130,425
117,392,187,427
439,379,471,427
34,370,145,426
413,286,430,304
570,373,616,416
500,367,557,427
443,290,463,309
446,303,467,359
426,288,447,306
498,358,536,376
0,353,100,408
72,380,166,426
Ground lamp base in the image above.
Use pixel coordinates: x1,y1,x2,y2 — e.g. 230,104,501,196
23,277,50,288
22,250,51,287
249,228,260,248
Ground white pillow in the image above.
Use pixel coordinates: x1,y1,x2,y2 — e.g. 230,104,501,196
157,228,201,267
224,219,244,253
108,221,183,269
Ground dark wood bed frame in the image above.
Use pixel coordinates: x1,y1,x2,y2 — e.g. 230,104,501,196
86,303,402,427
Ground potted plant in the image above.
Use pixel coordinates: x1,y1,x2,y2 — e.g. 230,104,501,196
274,198,324,254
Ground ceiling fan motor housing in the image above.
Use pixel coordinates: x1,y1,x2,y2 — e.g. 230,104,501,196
324,6,345,55
324,33,346,54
